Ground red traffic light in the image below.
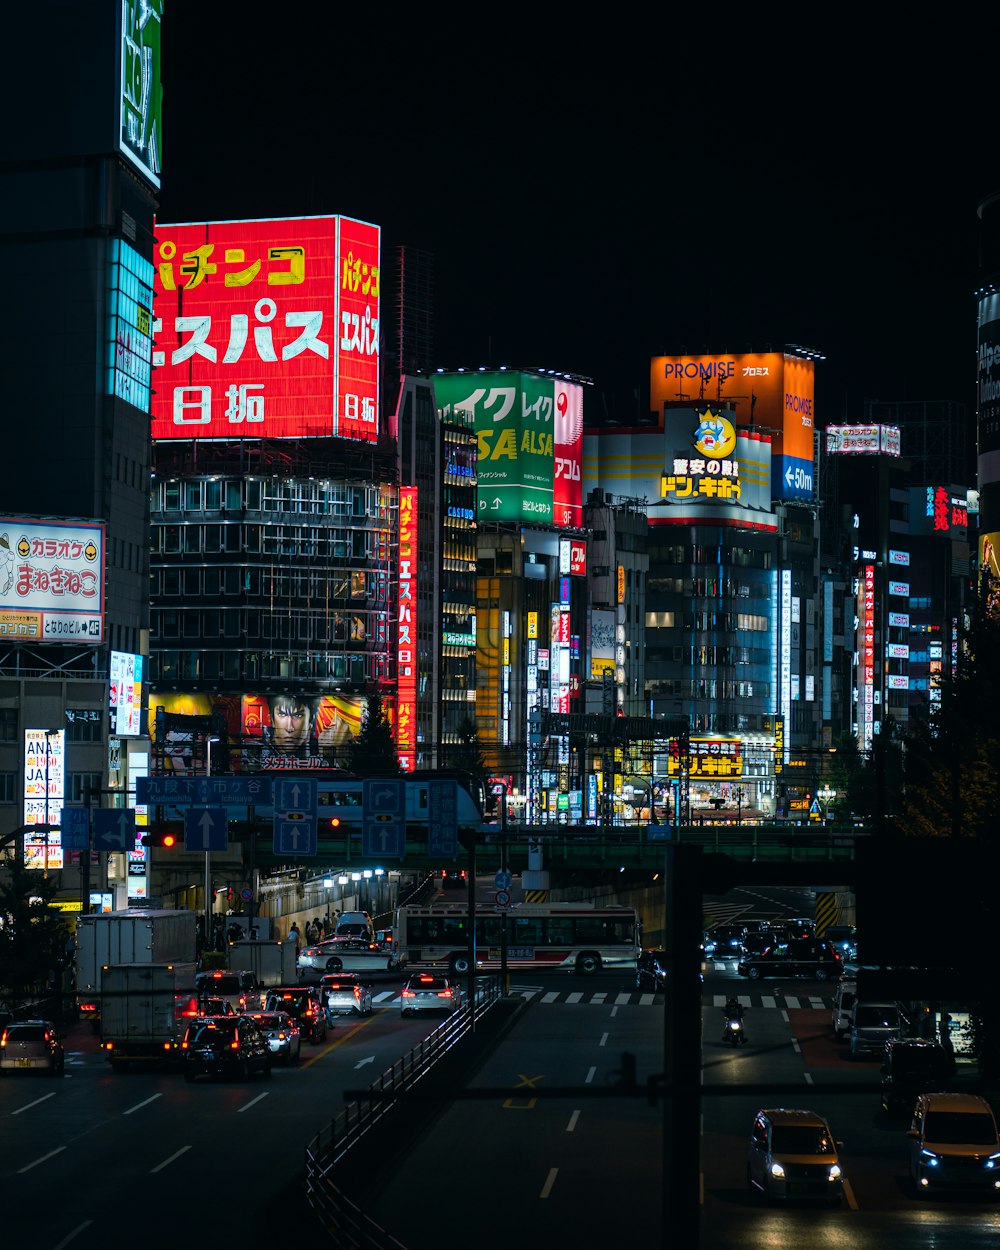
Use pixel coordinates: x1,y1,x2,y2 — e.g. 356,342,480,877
141,830,179,849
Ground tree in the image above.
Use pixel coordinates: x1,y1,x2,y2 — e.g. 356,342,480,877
444,718,489,787
345,690,403,777
0,860,70,1010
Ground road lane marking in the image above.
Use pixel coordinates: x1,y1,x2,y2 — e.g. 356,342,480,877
843,1177,859,1209
567,1110,580,1132
781,1009,789,1021
785,996,801,1008
52,1221,93,1249
591,993,606,1003
11,1092,57,1115
610,1005,619,1018
791,1038,801,1053
150,1145,190,1173
540,1167,558,1198
237,1091,270,1113
615,993,631,1005
566,992,583,1003
639,993,655,1005
599,1032,609,1047
17,1147,65,1173
585,1066,596,1083
804,1072,814,1084
123,1093,162,1116
762,996,777,1008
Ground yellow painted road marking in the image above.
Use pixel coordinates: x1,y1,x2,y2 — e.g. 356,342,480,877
504,1072,543,1109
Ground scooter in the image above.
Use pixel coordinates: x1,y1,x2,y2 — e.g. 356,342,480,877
723,1015,748,1046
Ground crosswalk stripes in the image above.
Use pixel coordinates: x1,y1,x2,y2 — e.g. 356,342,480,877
368,986,834,1009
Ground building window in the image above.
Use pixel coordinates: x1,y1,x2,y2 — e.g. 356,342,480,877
65,713,102,743
0,709,16,742
67,773,102,804
0,773,16,803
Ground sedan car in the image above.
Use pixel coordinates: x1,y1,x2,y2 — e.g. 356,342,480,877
180,1015,271,1082
298,937,393,977
320,972,373,1018
245,1010,302,1064
738,939,842,981
399,973,464,1016
196,996,235,1017
747,1107,844,1203
636,948,667,991
703,924,746,958
0,1020,65,1076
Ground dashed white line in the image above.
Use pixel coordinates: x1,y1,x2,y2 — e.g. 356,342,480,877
150,1145,191,1174
540,1167,559,1198
804,1072,814,1084
585,1066,596,1084
567,1110,580,1132
566,992,583,1004
17,1147,65,1174
541,992,559,1004
11,1092,57,1115
591,993,607,1003
614,993,631,1006
52,1221,92,1250
791,1038,801,1053
599,1032,609,1047
123,1093,162,1116
237,1091,270,1113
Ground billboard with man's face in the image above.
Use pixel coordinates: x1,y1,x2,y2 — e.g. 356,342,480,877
152,215,380,442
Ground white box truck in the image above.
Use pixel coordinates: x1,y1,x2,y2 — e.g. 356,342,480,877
75,909,198,1024
226,939,297,992
99,962,199,1070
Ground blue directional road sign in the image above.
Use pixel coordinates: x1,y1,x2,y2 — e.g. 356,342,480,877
494,869,512,891
647,825,674,842
273,777,317,857
427,779,458,858
136,776,273,806
185,806,229,852
362,778,404,858
93,808,136,852
60,806,90,851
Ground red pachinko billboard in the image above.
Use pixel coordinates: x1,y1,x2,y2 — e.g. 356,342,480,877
396,488,417,772
151,215,380,442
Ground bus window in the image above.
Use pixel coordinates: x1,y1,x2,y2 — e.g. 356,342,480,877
545,918,573,945
510,917,543,945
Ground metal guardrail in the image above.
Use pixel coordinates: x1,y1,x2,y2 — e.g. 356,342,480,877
305,976,504,1247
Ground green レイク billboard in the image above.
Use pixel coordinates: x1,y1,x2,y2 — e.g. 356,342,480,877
119,0,164,190
435,371,554,524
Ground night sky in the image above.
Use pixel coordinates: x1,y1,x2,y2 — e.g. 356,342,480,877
158,14,991,430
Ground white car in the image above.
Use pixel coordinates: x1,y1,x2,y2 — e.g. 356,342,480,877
320,972,373,1017
298,937,392,977
399,973,464,1017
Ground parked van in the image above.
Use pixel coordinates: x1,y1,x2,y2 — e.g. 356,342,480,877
908,1092,1000,1193
849,999,905,1058
832,979,857,1039
335,911,375,942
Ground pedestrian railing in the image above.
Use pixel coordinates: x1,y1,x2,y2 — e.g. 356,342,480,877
305,975,504,1246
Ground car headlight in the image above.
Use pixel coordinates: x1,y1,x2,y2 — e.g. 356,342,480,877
828,1164,842,1181
986,1153,1000,1169
769,1162,785,1178
919,1149,939,1166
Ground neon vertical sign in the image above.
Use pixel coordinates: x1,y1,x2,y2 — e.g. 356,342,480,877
396,487,417,771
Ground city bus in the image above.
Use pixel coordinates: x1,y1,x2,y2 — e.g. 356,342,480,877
391,901,639,976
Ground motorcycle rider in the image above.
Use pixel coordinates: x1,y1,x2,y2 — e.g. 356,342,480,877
722,996,746,1043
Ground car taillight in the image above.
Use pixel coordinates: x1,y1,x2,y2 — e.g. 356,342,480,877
231,1040,240,1050
0,1031,7,1047
354,987,361,999
402,989,414,998
438,989,453,999
278,1031,287,1040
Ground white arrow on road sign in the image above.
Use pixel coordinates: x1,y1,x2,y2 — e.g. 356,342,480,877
184,807,228,852
93,809,136,852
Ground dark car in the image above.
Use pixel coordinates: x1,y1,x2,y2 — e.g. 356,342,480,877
264,986,328,1043
738,938,842,981
181,1015,271,1082
881,1038,955,1115
636,948,668,991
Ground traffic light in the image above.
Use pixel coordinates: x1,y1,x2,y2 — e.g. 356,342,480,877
141,830,179,849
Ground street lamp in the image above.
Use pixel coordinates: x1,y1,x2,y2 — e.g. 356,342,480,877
817,784,836,824
205,736,220,944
